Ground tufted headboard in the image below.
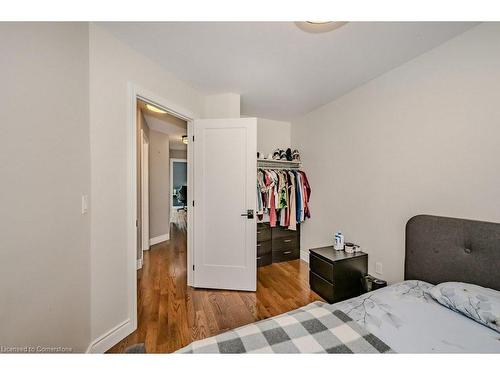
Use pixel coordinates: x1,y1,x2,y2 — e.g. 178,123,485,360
405,215,500,291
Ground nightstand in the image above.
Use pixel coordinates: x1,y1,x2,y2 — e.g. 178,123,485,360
309,246,368,303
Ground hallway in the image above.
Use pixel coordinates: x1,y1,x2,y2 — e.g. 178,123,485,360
108,224,321,353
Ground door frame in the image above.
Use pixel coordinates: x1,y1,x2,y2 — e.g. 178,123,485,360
141,129,150,253
127,83,196,332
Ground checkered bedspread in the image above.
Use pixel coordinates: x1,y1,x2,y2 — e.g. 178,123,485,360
176,301,393,353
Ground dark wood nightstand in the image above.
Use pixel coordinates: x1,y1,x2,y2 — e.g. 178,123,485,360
309,246,368,303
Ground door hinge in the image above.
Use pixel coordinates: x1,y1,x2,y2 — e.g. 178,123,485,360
136,219,138,228
192,265,195,271
192,200,195,207
192,135,195,142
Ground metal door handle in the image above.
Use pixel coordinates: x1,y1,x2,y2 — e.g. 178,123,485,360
257,244,261,247
241,209,254,219
284,239,292,243
284,251,292,254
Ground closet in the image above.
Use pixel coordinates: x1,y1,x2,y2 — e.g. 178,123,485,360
256,158,311,267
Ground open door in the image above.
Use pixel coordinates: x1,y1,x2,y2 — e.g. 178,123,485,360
193,118,257,291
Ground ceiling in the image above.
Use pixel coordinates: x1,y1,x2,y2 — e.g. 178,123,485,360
106,22,478,120
138,100,187,151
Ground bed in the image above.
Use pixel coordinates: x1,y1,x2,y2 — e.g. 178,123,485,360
178,215,500,353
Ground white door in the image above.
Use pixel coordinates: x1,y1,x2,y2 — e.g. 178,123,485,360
141,130,150,252
193,118,257,291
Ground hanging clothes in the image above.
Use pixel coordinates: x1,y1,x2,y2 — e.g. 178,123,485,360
257,168,311,230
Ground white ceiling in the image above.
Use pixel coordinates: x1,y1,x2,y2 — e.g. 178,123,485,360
103,22,478,120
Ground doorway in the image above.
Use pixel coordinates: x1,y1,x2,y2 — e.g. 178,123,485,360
136,97,190,257
170,158,188,231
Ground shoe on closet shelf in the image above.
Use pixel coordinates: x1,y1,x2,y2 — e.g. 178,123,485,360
292,149,301,162
272,149,281,160
280,149,287,160
286,148,293,161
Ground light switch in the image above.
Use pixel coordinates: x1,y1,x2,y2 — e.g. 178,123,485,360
375,262,383,275
81,195,89,215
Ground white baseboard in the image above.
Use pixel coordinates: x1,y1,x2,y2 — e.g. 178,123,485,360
137,258,143,270
86,319,134,353
300,250,309,263
149,233,170,246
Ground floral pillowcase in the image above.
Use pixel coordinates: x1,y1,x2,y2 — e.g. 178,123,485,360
429,282,500,333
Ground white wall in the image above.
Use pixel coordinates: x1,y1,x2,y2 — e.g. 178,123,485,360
257,118,291,157
203,93,241,118
88,24,204,348
0,23,91,352
291,23,500,284
149,130,171,240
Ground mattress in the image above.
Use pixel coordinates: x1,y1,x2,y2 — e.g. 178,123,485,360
333,280,500,353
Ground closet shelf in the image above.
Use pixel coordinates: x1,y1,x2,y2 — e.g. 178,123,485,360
257,158,301,170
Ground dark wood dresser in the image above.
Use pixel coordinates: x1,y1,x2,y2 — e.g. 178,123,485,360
309,246,367,303
257,222,300,267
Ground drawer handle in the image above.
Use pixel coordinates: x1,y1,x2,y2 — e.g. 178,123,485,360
257,244,261,247
257,231,261,234
284,251,292,254
283,239,292,243
257,256,262,260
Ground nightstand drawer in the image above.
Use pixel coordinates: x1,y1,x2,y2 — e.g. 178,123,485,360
257,224,271,242
257,240,272,256
257,253,272,267
272,248,299,263
309,271,335,303
310,253,334,283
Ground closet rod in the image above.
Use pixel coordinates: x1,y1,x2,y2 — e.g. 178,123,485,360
257,166,301,170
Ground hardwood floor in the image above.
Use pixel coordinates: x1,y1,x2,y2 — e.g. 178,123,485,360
108,224,322,353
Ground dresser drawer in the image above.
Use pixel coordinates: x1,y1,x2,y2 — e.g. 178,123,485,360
257,240,272,256
272,235,299,251
257,253,272,267
309,253,334,283
272,225,299,240
309,271,335,303
272,248,300,263
257,223,271,242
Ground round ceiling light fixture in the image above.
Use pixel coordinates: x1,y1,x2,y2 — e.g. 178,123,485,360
295,21,348,34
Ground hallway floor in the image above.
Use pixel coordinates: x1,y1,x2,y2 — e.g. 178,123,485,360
108,224,322,353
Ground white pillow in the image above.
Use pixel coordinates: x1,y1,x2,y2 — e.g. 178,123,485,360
429,282,500,333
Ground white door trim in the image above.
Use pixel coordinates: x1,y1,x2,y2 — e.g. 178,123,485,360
120,83,196,354
141,130,150,252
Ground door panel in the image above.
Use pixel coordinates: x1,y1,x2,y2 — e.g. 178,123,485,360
193,118,257,291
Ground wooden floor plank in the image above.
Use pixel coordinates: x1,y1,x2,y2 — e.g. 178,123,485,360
107,225,322,353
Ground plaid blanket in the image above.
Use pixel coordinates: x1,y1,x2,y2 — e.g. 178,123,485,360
177,302,393,353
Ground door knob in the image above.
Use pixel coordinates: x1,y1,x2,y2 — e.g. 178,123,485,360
241,209,254,219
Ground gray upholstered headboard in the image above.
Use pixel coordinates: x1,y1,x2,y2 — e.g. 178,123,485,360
405,215,500,291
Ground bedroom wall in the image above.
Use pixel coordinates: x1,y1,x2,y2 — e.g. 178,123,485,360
291,23,500,284
88,23,204,349
203,93,241,118
257,118,291,157
0,23,91,352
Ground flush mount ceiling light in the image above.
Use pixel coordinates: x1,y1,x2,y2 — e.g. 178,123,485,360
182,135,188,144
295,21,348,34
146,103,167,114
